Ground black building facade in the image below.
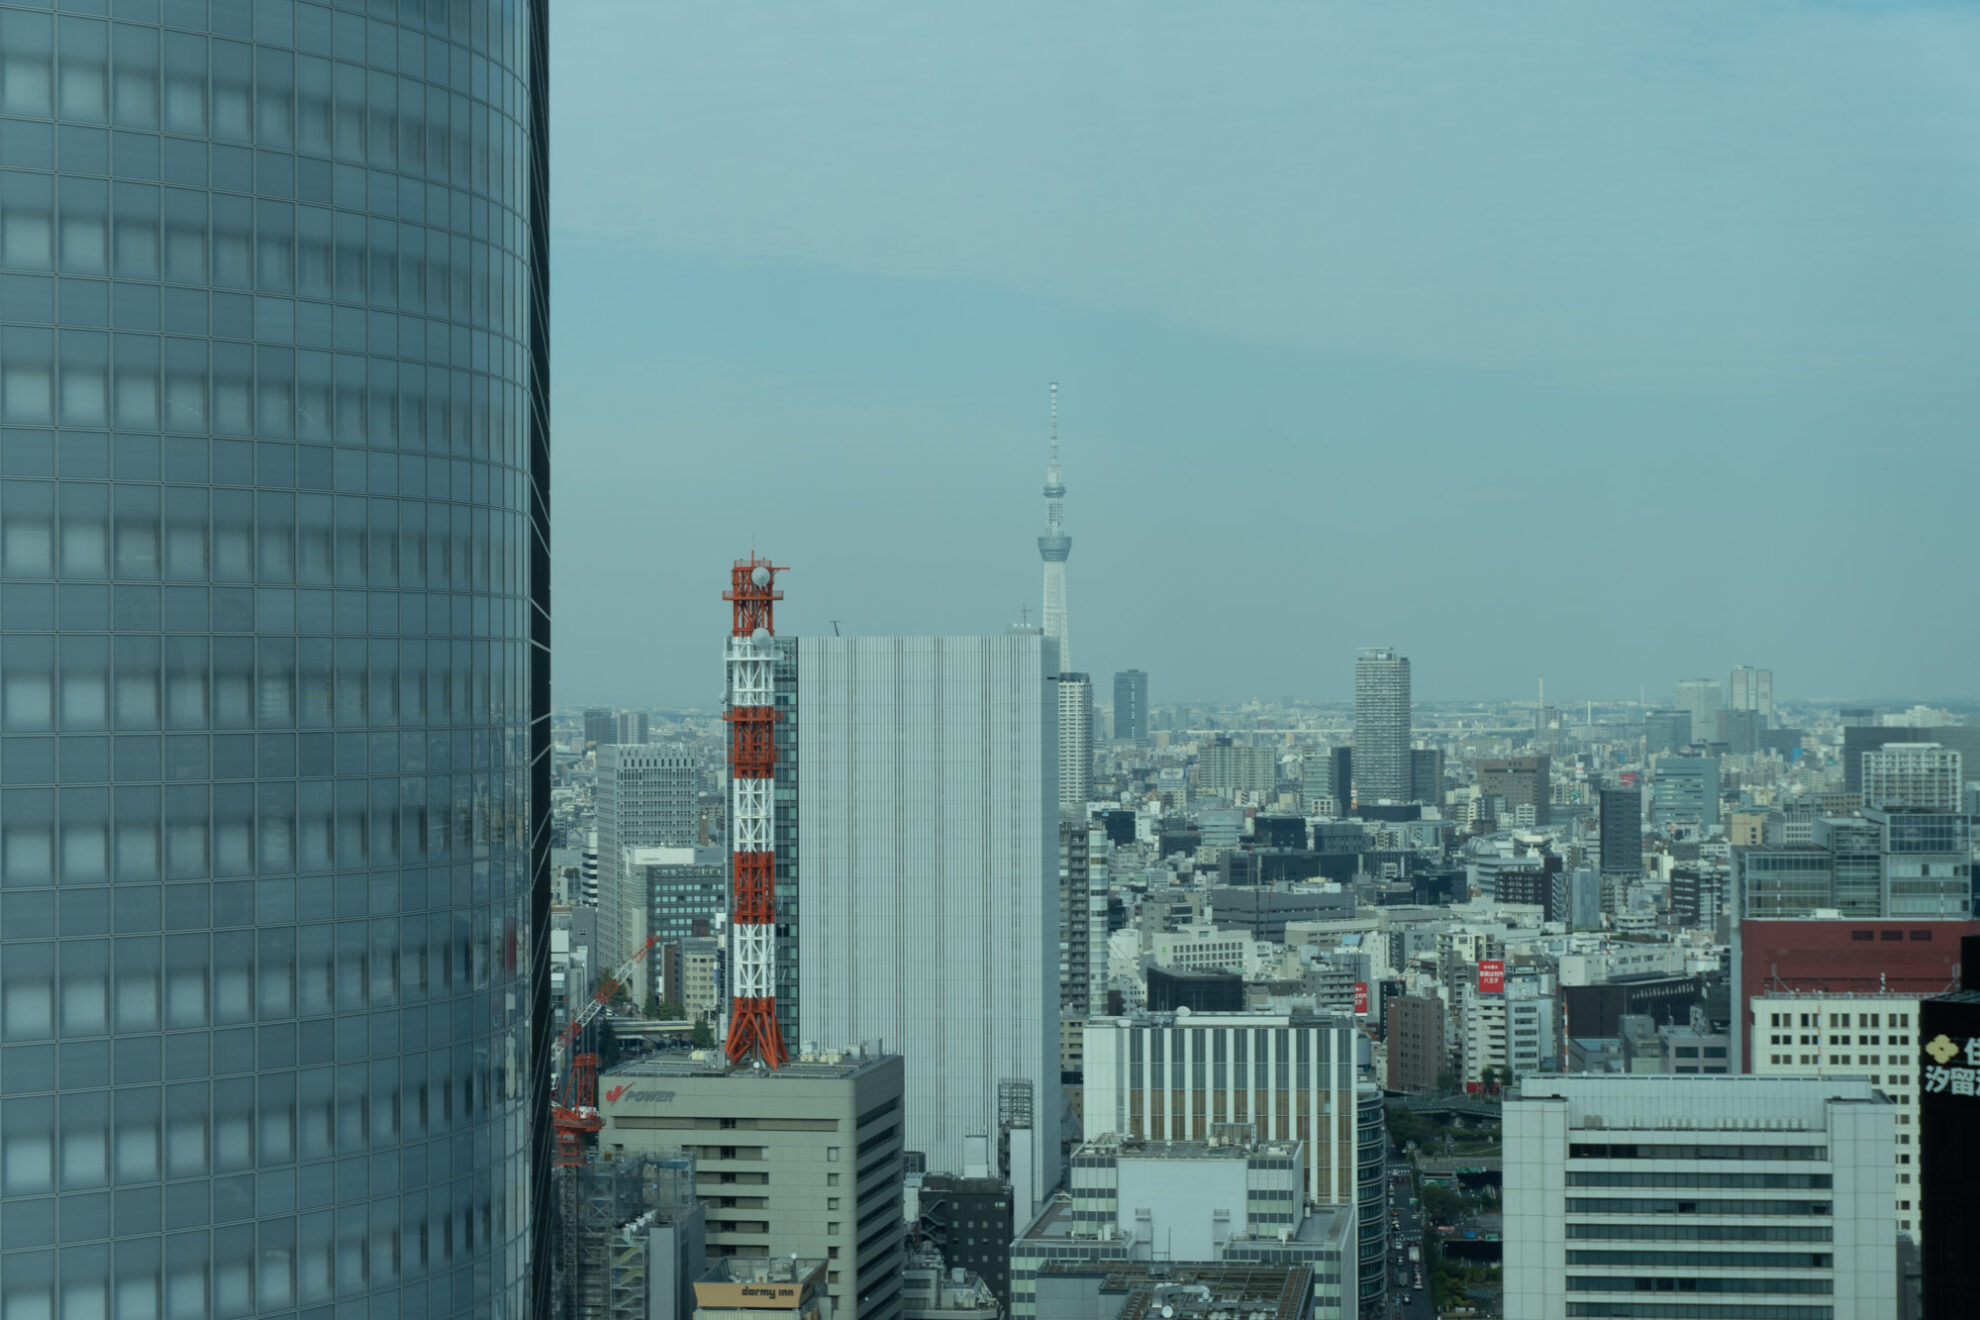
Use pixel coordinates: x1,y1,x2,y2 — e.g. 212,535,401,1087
1921,936,1980,1318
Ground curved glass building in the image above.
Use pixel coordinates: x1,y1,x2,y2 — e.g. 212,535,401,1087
0,0,551,1316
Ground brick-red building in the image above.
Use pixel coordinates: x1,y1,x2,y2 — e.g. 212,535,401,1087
1732,917,1980,1070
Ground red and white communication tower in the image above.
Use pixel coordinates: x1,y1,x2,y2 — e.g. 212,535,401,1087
722,556,789,1069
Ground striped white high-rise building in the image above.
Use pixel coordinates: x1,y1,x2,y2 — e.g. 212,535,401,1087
1353,648,1412,804
1861,742,1963,814
794,633,1062,1207
1058,671,1093,807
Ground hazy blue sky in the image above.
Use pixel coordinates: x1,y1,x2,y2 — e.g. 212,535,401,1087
549,1,1979,708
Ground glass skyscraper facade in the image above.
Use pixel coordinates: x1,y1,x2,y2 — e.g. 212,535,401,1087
0,0,550,1316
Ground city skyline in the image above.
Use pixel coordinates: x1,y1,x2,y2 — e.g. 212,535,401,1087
548,1,1979,706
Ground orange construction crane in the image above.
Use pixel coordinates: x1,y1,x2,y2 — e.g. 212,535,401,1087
551,933,660,1167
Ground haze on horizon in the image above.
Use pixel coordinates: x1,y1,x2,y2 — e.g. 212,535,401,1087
549,1,1980,709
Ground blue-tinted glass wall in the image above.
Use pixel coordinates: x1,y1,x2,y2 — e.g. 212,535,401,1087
0,1,547,1318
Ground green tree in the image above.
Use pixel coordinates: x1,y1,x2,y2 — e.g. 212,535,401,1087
1420,1182,1465,1227
690,1019,715,1050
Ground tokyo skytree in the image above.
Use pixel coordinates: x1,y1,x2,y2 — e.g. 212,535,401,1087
1038,383,1073,670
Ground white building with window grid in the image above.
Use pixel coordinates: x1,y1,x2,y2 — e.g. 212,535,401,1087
1748,991,1922,1239
1506,1075,1897,1320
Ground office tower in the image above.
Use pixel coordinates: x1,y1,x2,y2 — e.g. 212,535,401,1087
1478,755,1550,825
1669,865,1728,928
795,634,1060,1200
1845,724,1980,795
1748,991,1924,1238
0,1,550,1314
1057,671,1093,807
1112,668,1148,744
1385,995,1446,1095
595,743,697,966
1037,383,1073,669
918,1172,1016,1314
581,828,601,905
583,706,614,748
1863,743,1963,813
1409,747,1444,807
1649,754,1720,825
1197,735,1276,798
1728,663,1775,727
1674,677,1722,747
1082,1012,1370,1212
611,708,648,745
1643,708,1691,755
1058,818,1107,1075
1597,787,1642,875
1506,1076,1897,1320
1920,935,1980,1317
1352,648,1411,803
597,1052,908,1320
1328,745,1354,817
626,843,727,942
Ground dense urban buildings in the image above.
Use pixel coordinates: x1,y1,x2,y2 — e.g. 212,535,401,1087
1352,648,1411,804
0,1,552,1315
1506,1076,1898,1320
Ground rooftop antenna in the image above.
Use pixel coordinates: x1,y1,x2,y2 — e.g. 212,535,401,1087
830,620,841,636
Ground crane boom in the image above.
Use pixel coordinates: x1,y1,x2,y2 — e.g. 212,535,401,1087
553,933,660,1071
551,933,661,1167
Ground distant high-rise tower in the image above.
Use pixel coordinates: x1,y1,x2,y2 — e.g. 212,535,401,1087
1038,383,1073,670
1675,678,1722,747
1059,672,1094,807
1728,665,1775,728
596,744,699,966
1114,669,1150,745
1354,648,1413,804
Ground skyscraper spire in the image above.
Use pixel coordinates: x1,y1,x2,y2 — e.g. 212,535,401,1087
1038,383,1072,670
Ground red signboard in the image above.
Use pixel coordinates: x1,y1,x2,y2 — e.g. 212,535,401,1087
1478,960,1505,994
1619,771,1639,789
1354,982,1369,1016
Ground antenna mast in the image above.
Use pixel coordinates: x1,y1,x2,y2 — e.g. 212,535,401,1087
723,557,789,1070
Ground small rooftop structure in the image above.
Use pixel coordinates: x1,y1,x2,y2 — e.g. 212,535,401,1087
694,1257,831,1320
1034,1261,1313,1320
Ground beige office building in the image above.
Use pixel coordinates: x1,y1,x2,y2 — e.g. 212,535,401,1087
599,1052,908,1320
